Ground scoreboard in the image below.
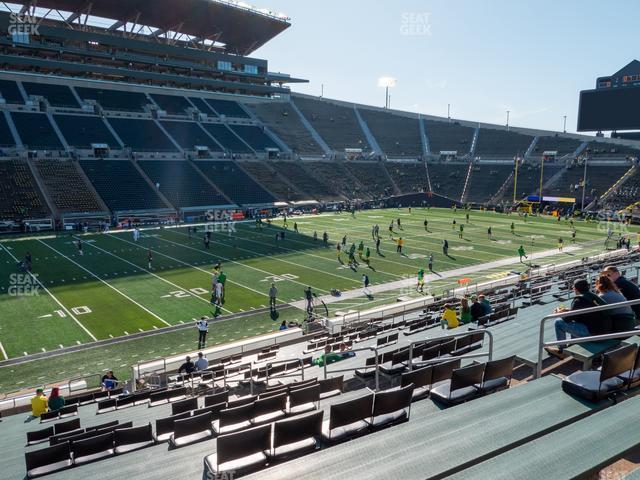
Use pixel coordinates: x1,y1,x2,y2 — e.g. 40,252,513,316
578,86,640,132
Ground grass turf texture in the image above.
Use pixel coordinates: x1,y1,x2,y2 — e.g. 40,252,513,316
0,208,635,392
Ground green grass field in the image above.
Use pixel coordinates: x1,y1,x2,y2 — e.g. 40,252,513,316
0,207,635,392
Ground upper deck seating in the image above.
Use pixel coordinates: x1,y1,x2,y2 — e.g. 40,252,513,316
53,115,119,149
532,135,581,157
200,123,253,153
11,112,62,149
107,118,178,152
250,102,322,155
22,82,79,108
228,125,280,151
424,120,474,154
293,96,371,152
75,87,149,112
0,79,24,104
159,121,222,152
475,128,534,157
188,97,217,116
360,109,422,158
149,94,192,115
204,99,250,118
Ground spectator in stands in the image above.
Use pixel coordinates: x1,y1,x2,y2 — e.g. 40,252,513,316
194,352,209,371
479,294,493,315
101,371,119,390
48,387,65,411
545,279,610,359
603,265,640,320
441,303,459,329
30,388,48,418
460,297,472,324
595,274,637,333
177,356,195,375
312,345,354,367
279,320,288,331
470,296,485,323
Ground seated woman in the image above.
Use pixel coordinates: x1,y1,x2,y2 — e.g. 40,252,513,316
48,387,65,411
459,297,472,324
441,303,460,329
596,274,637,333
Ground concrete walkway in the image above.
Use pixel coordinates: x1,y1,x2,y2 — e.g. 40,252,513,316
290,245,581,310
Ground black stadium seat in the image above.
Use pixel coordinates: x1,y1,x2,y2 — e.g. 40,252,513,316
322,393,373,443
204,424,271,478
169,411,214,448
271,411,323,460
431,363,485,406
70,431,115,465
25,443,72,478
114,423,155,454
26,426,54,446
366,384,414,429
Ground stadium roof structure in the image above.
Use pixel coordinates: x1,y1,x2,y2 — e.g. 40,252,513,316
3,0,291,55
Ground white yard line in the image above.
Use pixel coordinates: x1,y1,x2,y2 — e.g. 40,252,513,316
0,243,98,342
107,233,282,304
0,341,8,360
37,239,172,327
77,236,229,313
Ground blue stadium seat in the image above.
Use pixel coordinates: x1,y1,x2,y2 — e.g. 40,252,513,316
228,125,279,151
79,160,167,211
195,161,274,205
11,112,63,149
137,160,229,207
75,87,149,112
53,115,119,149
204,98,250,118
0,79,24,104
22,82,79,108
107,118,178,152
0,112,16,147
200,123,252,153
160,121,222,152
188,97,217,116
150,94,192,115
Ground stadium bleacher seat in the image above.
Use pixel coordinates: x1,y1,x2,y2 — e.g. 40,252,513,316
75,87,149,112
159,120,222,152
533,135,582,157
228,124,280,151
303,162,363,200
204,98,250,118
0,79,24,104
35,159,104,213
240,161,304,201
545,164,629,201
200,123,253,153
293,96,371,152
194,160,274,204
149,94,192,115
249,102,323,155
22,82,79,108
107,118,178,152
52,114,119,149
273,161,336,199
424,120,474,154
427,162,467,200
386,161,429,194
449,394,640,480
0,159,49,220
137,160,228,207
603,166,640,210
475,128,534,157
0,111,16,146
343,161,394,198
465,163,514,203
360,109,422,158
502,162,562,201
11,112,63,149
79,160,167,211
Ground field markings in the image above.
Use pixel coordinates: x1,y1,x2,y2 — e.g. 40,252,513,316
0,341,7,360
78,236,231,314
37,239,172,328
108,234,284,304
157,231,331,294
230,226,403,279
0,243,98,342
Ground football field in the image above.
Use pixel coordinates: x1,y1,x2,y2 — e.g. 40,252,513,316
0,207,634,392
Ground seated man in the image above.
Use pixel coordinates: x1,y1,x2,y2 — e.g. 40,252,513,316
194,352,209,371
603,265,640,321
101,371,119,390
31,388,48,418
545,279,611,359
177,356,195,375
479,294,493,315
470,296,486,323
441,303,459,329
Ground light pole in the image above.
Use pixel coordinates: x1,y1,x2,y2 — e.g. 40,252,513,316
563,115,567,133
506,110,510,131
513,155,520,204
377,77,396,109
447,103,451,123
581,153,589,211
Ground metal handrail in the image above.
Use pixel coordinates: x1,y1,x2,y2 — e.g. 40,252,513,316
407,329,494,371
248,357,305,395
536,297,640,378
324,346,380,391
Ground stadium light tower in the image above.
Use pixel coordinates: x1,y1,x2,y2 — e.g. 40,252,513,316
506,110,510,131
378,77,397,109
563,115,567,133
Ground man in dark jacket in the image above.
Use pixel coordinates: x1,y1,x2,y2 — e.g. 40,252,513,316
603,265,640,320
545,279,610,358
470,296,486,323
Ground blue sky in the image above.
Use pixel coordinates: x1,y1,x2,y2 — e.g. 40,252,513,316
252,0,639,134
